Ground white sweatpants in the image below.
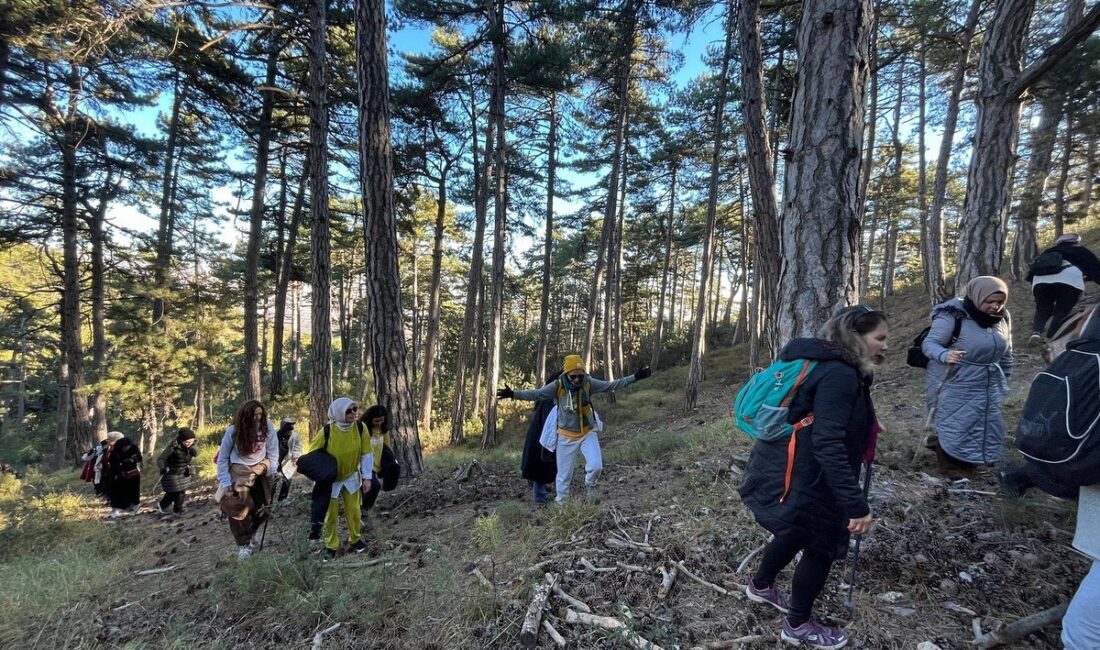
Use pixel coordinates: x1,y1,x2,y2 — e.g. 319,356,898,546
1064,560,1100,650
555,432,602,502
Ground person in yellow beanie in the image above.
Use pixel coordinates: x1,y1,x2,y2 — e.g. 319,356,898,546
498,355,652,503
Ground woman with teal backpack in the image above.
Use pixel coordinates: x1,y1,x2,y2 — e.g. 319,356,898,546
738,306,888,650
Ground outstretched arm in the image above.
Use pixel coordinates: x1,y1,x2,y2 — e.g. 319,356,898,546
511,382,558,402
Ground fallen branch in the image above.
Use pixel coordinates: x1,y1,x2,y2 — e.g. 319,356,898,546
564,609,664,650
451,459,482,482
691,636,766,649
541,619,567,648
581,557,618,573
644,516,655,545
658,565,678,599
973,602,1070,648
947,488,998,496
674,561,730,596
616,561,646,572
134,565,177,576
520,573,559,647
311,623,340,650
606,537,662,554
550,575,592,613
735,544,765,574
471,567,493,589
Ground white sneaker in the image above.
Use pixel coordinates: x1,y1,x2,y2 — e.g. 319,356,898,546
249,536,262,550
108,509,121,519
237,545,253,560
1029,333,1042,346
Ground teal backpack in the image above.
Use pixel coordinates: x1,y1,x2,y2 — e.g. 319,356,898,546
733,359,818,442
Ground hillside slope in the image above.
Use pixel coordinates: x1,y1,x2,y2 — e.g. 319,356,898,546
0,273,1091,650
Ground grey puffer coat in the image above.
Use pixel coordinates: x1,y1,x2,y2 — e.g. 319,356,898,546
922,298,1014,464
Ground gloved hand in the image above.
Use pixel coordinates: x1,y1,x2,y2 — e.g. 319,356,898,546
634,366,652,380
496,385,514,399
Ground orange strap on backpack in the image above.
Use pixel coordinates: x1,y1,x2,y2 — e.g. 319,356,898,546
779,415,815,503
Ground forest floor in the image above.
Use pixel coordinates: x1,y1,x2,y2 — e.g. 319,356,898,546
0,275,1091,650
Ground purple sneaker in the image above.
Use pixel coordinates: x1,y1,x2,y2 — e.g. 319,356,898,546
780,619,849,649
745,578,790,614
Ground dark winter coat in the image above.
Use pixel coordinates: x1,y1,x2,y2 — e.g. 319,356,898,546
521,395,558,485
1026,242,1100,283
106,439,143,510
158,441,198,493
738,338,874,559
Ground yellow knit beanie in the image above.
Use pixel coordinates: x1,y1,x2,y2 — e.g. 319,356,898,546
562,355,585,374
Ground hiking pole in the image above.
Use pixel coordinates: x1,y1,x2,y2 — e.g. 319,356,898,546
843,461,874,612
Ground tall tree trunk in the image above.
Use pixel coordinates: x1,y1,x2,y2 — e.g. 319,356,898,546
153,75,184,326
739,0,783,355
244,44,279,401
471,279,486,422
611,137,629,380
858,29,878,297
650,161,677,368
1083,136,1096,222
358,0,422,473
307,0,333,436
685,2,734,411
483,0,508,448
883,55,905,298
1054,120,1074,237
450,94,493,445
88,162,111,443
1010,0,1083,279
337,272,349,381
271,156,308,399
535,92,557,384
955,0,1100,285
582,1,636,369
776,0,874,341
293,282,302,381
418,165,449,433
918,40,932,297
927,0,981,303
191,369,205,432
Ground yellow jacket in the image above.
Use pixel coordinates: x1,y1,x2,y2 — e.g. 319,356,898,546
306,422,370,481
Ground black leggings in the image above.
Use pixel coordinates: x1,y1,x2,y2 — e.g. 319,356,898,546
753,533,836,627
159,491,186,513
1033,282,1081,337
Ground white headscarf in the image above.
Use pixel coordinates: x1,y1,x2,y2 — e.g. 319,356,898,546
106,431,124,443
327,397,356,431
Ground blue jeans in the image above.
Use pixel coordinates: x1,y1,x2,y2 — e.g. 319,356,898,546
1064,560,1100,649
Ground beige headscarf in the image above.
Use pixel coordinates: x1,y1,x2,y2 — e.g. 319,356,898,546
964,276,1008,307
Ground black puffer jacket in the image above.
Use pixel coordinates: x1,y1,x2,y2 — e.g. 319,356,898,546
158,441,198,493
105,439,143,482
738,338,875,559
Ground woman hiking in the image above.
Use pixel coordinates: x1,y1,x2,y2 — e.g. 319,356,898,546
521,370,561,505
215,400,279,559
156,427,198,515
497,355,652,503
358,404,398,515
105,435,143,519
739,306,888,649
921,276,1014,476
306,397,373,561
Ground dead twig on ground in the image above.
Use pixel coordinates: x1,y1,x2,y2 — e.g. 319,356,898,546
311,623,340,650
520,573,559,647
735,543,765,574
134,565,177,576
973,602,1070,648
658,565,678,599
471,567,493,588
691,636,766,649
674,561,731,596
564,609,664,650
541,619,566,648
549,575,592,613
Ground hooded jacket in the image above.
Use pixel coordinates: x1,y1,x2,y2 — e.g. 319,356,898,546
738,338,874,558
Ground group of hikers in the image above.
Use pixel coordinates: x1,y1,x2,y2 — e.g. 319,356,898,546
73,234,1100,649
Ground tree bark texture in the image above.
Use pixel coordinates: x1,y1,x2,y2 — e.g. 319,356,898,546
927,0,981,303
152,75,184,327
685,0,734,411
739,0,783,355
1054,120,1073,237
955,0,1034,286
418,166,449,434
308,0,333,437
858,17,878,298
271,156,308,399
358,0,423,473
651,161,677,369
483,0,508,448
776,0,874,342
535,92,557,385
244,44,279,402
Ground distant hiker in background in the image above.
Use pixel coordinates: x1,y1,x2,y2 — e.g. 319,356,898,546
738,306,887,649
156,428,198,515
1027,233,1100,344
1063,482,1100,649
275,418,302,502
105,435,143,519
306,397,372,561
215,400,279,560
497,355,652,504
521,371,561,505
81,437,111,498
922,276,1013,478
359,404,398,515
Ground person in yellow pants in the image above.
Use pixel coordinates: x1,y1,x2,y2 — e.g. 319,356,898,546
305,396,374,561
